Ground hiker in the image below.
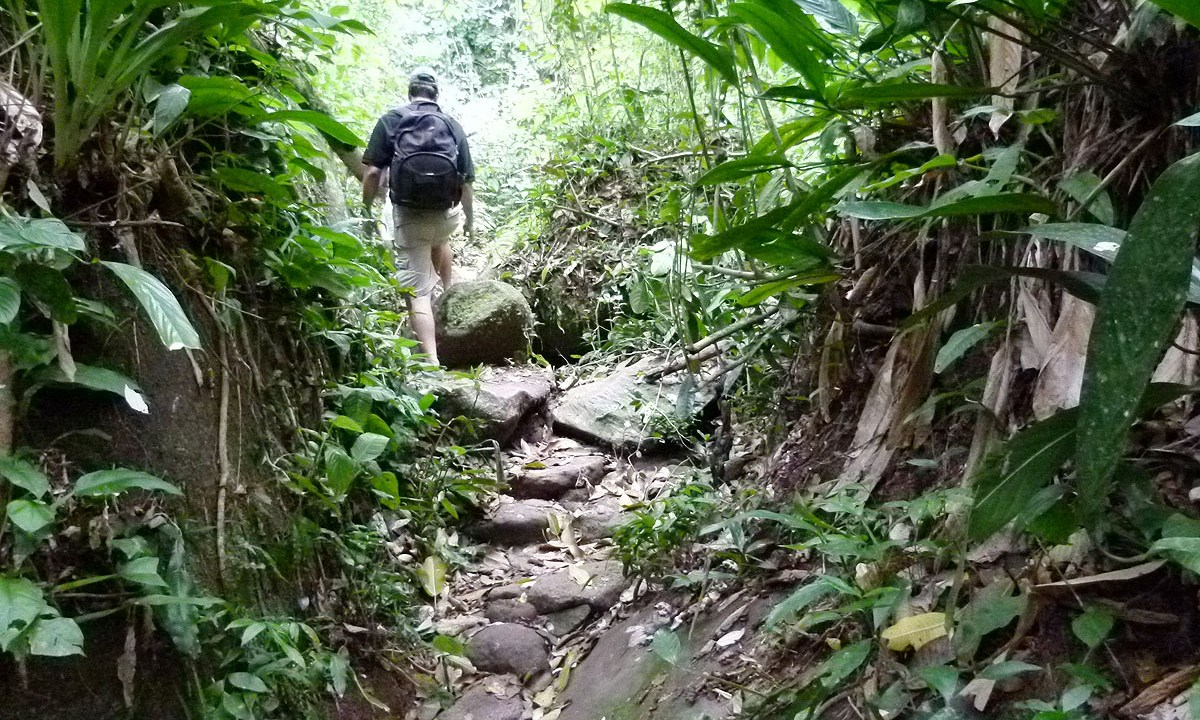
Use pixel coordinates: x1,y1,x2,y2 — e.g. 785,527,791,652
361,68,475,366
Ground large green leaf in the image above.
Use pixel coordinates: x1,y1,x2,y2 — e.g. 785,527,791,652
179,75,257,117
119,556,168,588
0,456,49,498
838,193,1056,221
818,640,871,689
904,265,1104,328
690,202,800,260
324,446,358,498
212,167,293,203
259,110,361,147
0,576,48,651
0,278,20,325
934,322,1002,374
695,154,792,185
350,433,390,463
28,616,83,657
1022,223,1200,305
14,264,76,323
101,261,201,351
1147,0,1200,29
1076,152,1200,520
29,364,149,413
0,217,87,253
971,384,1193,539
838,82,992,106
605,4,739,85
794,0,857,34
75,469,183,497
6,499,55,534
764,576,848,629
1058,171,1115,226
732,3,826,95
153,84,191,135
955,580,1025,661
969,408,1078,540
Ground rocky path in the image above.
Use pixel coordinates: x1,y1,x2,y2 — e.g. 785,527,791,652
418,363,709,720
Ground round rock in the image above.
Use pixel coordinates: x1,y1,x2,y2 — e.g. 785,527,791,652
435,280,533,367
485,598,539,624
467,623,549,677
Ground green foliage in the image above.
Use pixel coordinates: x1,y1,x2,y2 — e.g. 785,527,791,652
612,479,718,578
33,0,266,167
603,4,738,85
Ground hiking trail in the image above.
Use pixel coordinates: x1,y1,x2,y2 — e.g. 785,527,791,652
408,358,749,720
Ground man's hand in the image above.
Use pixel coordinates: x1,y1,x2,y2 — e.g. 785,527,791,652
461,182,475,242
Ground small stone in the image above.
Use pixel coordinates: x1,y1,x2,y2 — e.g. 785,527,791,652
525,560,628,614
511,454,610,500
544,604,592,636
469,499,562,545
489,583,526,600
434,614,487,637
438,679,524,720
486,599,539,624
467,623,549,678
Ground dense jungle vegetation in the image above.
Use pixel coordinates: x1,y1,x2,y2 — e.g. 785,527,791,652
6,0,1200,719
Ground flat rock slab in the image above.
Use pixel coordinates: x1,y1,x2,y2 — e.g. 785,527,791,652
552,358,717,451
441,366,554,445
469,499,562,545
467,623,549,678
544,604,591,636
525,560,627,614
511,453,609,500
438,678,525,720
568,495,627,541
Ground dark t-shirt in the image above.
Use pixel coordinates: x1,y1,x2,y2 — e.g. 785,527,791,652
362,100,475,183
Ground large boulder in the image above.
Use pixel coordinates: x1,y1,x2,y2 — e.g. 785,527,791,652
435,280,533,367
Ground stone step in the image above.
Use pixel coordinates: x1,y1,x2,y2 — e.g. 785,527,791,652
508,451,610,500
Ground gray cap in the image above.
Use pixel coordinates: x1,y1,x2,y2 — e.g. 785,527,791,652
409,68,438,88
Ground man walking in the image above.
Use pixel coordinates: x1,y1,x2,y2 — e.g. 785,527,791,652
361,69,475,366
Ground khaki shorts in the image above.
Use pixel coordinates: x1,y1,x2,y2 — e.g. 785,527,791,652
392,204,462,296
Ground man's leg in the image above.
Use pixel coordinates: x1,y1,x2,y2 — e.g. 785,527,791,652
406,293,438,365
396,210,441,365
432,242,452,290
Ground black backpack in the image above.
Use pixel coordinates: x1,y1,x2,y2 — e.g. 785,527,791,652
389,103,463,210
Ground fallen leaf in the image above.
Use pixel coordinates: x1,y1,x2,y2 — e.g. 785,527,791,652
881,612,948,651
715,629,745,647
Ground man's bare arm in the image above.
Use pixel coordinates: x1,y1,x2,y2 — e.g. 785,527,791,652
362,165,384,211
461,182,475,236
